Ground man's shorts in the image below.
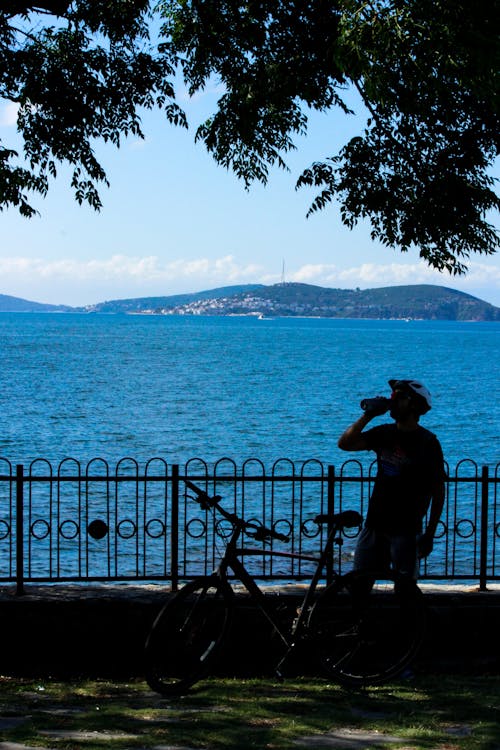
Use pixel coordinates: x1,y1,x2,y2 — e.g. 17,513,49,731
353,526,419,579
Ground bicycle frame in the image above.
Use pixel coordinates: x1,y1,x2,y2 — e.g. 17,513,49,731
145,484,423,693
211,516,344,651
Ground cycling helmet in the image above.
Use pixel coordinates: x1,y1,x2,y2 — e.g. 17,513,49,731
388,379,432,414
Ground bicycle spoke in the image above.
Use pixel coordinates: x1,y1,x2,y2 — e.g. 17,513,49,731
309,570,426,686
145,577,231,695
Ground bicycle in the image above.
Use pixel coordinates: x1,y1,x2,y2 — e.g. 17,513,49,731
144,480,426,694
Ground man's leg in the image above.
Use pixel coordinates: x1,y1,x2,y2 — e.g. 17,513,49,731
390,535,419,599
351,527,390,608
390,535,418,579
353,526,389,571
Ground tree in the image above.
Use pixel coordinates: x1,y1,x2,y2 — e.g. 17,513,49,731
0,1,184,217
1,1,499,274
159,0,499,274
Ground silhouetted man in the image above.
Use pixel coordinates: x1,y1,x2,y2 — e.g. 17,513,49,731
338,379,446,579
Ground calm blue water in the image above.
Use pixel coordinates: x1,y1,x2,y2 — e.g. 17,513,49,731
0,313,498,471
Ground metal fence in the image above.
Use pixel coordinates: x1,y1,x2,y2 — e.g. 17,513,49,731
0,457,498,594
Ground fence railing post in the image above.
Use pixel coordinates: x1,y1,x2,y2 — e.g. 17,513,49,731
171,464,180,591
326,465,335,584
479,465,489,592
15,464,25,596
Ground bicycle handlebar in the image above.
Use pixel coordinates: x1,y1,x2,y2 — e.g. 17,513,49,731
184,479,290,543
184,479,220,510
249,525,290,543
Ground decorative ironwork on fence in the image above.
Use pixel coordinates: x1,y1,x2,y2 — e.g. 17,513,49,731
0,457,498,594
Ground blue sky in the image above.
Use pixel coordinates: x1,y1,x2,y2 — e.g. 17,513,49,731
1,83,499,307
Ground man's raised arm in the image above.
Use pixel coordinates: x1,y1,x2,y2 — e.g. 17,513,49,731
338,413,373,452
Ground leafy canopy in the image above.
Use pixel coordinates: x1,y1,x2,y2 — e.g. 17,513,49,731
159,0,499,274
0,1,184,217
1,1,499,274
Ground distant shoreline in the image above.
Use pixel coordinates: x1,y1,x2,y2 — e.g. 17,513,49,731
0,309,496,323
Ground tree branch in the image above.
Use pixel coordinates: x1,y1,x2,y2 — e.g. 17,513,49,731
3,1,70,18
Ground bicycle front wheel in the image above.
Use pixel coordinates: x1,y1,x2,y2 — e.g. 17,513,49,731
308,570,426,687
144,576,232,695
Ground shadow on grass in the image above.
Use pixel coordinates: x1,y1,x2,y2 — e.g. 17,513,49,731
0,675,499,749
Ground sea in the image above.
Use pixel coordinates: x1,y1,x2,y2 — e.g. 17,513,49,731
0,312,498,472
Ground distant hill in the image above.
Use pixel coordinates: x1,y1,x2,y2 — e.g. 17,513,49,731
85,284,264,313
0,284,498,320
114,283,499,321
218,283,500,321
0,294,73,312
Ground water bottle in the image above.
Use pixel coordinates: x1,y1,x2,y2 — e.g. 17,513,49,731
360,397,391,415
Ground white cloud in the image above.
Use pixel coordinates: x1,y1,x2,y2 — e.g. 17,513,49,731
290,263,338,283
0,254,265,285
127,136,148,151
179,78,226,104
452,261,500,285
292,260,500,291
0,102,19,127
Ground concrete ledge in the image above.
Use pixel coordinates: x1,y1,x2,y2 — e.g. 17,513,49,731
1,584,499,678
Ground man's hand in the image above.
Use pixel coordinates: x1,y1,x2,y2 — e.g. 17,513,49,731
362,397,391,417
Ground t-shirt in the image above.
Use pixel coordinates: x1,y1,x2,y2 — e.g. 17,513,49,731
364,423,446,534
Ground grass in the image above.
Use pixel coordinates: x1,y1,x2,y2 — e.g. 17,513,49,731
0,674,499,749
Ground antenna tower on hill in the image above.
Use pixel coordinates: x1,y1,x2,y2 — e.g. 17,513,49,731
281,259,286,285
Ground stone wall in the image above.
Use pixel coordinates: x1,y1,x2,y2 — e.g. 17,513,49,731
1,584,499,678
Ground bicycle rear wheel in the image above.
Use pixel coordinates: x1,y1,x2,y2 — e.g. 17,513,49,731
144,576,232,695
308,569,426,687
